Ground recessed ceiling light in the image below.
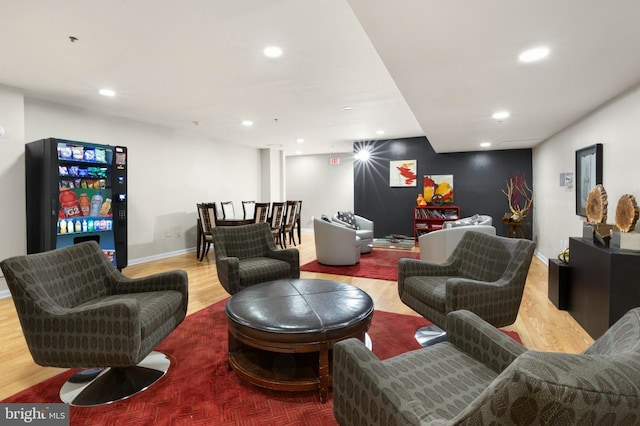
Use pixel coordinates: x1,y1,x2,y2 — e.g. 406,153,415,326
492,111,510,120
241,120,253,127
98,88,116,97
296,138,304,143
342,106,353,111
480,142,491,148
519,47,549,63
376,130,385,135
263,46,283,58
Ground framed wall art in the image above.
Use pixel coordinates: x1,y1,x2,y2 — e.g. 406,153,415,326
575,143,603,217
423,174,454,204
390,160,417,187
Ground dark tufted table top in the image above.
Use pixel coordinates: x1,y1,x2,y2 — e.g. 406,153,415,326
225,278,374,402
226,278,374,342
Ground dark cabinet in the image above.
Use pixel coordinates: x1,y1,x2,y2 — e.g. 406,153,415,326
568,237,640,339
548,259,570,310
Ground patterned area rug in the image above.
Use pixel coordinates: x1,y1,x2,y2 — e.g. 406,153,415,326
3,298,431,425
300,249,420,281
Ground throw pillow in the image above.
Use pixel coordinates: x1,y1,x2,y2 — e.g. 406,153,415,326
337,211,359,230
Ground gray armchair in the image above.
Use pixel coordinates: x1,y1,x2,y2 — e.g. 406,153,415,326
313,216,361,266
212,222,299,295
399,231,535,345
334,308,640,425
0,241,188,406
332,211,374,253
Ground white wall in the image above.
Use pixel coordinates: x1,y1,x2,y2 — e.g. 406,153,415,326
533,83,640,261
286,153,354,229
0,85,26,295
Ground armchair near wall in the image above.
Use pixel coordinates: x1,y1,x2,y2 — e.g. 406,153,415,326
0,241,188,406
400,231,535,345
212,222,299,295
333,308,640,425
313,216,361,266
332,211,373,253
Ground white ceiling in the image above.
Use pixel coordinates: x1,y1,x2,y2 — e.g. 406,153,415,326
2,1,640,156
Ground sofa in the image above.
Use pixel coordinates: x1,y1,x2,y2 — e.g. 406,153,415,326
313,216,361,265
419,224,496,263
446,213,492,227
332,211,374,253
333,308,640,425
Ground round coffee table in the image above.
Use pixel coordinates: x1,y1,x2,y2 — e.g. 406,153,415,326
225,278,374,403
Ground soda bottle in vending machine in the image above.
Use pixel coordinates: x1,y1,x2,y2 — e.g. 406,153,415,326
59,189,82,218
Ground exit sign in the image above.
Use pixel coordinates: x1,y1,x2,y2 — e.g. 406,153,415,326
329,157,340,165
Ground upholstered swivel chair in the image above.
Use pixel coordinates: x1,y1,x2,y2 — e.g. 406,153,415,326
313,217,361,266
334,308,640,425
332,211,373,253
399,231,535,345
211,222,300,295
0,241,188,406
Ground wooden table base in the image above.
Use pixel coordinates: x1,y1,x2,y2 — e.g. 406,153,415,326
227,324,368,403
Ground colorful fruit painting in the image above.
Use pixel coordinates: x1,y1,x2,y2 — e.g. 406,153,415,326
423,174,454,203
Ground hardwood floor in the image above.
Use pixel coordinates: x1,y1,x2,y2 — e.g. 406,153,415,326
0,231,593,401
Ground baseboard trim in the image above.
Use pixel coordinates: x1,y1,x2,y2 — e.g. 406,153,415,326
128,247,197,265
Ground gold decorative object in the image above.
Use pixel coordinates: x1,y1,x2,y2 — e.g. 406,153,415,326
585,184,608,224
615,194,639,232
558,248,569,264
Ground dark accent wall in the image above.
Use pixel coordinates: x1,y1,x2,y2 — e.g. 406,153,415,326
353,137,533,239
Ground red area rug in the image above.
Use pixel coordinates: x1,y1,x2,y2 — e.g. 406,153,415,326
300,249,420,281
3,298,430,425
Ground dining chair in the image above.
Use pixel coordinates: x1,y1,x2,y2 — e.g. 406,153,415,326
294,200,302,244
254,202,270,223
269,202,286,248
242,200,255,220
196,202,217,261
221,201,235,218
282,200,300,247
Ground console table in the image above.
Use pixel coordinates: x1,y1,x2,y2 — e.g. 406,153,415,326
501,219,528,239
568,237,640,339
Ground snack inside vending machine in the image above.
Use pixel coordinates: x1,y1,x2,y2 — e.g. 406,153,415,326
25,138,128,269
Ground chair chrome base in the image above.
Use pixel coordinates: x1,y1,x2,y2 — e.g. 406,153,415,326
60,351,170,407
415,325,447,347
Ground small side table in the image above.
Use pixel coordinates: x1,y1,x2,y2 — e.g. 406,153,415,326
548,259,570,310
501,219,529,238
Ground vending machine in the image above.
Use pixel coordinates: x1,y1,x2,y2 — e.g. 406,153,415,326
25,138,128,269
